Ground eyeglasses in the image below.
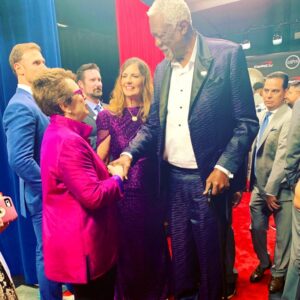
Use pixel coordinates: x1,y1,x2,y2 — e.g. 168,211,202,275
73,89,85,98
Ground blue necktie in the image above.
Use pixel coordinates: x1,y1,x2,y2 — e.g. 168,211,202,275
254,111,272,174
94,104,102,113
257,111,272,144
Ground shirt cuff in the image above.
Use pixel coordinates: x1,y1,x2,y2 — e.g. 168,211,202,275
215,165,234,179
120,152,133,160
112,175,124,193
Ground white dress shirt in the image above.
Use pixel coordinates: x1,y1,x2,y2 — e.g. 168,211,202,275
18,84,32,94
163,38,198,169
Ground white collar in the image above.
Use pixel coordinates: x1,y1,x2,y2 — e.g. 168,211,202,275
18,84,32,95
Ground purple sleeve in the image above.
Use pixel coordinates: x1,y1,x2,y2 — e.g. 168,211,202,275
96,110,111,147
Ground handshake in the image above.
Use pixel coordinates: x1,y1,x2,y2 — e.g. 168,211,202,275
107,154,133,181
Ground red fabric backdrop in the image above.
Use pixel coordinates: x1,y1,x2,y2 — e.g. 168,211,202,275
115,0,164,74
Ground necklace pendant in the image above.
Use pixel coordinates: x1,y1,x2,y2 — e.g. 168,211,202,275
131,116,138,122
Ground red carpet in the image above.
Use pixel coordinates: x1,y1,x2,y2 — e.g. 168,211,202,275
233,192,276,300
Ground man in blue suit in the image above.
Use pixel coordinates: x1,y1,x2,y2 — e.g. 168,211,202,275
112,1,259,299
3,43,62,300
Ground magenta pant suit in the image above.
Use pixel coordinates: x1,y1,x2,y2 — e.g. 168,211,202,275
40,115,122,284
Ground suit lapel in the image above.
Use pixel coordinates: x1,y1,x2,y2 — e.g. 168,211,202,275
257,105,288,149
159,62,172,125
189,34,213,112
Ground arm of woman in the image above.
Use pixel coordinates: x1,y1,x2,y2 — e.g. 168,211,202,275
294,180,300,210
97,134,111,165
59,137,122,210
96,110,111,164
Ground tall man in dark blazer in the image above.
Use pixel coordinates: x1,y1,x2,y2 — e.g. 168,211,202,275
2,43,62,299
249,72,292,294
76,63,105,150
282,96,300,300
111,0,258,299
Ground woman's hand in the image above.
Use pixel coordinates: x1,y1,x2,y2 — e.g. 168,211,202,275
0,217,9,233
294,180,300,210
108,164,125,181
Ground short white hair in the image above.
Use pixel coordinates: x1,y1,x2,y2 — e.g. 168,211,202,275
147,0,192,28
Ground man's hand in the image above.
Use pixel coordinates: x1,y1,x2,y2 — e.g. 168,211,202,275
204,168,230,196
231,191,243,208
266,194,280,211
109,154,132,179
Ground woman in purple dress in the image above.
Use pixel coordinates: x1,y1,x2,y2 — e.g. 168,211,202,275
96,58,169,300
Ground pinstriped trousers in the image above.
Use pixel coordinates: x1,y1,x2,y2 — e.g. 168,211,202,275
166,164,227,300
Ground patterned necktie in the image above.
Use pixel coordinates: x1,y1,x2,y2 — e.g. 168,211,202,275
257,111,272,143
94,104,102,113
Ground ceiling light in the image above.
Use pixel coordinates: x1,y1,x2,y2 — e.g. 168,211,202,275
241,39,251,50
272,32,282,45
57,23,68,28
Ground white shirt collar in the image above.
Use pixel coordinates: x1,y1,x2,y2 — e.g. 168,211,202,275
18,84,32,95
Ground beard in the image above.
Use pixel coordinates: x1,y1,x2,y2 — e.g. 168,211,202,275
89,88,102,99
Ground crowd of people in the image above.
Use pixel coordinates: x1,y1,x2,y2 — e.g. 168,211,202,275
1,0,300,299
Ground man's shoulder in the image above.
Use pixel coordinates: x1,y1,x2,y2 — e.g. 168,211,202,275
204,35,239,49
5,89,35,110
277,104,292,120
202,35,241,58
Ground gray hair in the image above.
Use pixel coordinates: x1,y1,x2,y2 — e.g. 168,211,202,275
289,80,300,90
147,0,192,28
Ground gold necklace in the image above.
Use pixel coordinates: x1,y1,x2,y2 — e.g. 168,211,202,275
127,107,142,122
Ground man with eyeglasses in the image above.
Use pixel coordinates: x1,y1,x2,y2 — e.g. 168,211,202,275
249,71,292,295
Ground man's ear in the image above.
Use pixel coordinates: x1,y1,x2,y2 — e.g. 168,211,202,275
14,62,24,76
77,80,84,90
178,20,189,35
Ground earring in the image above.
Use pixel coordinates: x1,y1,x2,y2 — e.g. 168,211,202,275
67,110,72,114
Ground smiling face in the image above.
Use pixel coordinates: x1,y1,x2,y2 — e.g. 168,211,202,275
64,79,89,121
149,12,186,62
121,63,144,102
263,78,286,111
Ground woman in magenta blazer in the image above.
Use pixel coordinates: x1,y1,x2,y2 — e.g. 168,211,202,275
32,68,124,300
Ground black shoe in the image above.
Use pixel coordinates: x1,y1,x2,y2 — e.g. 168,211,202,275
222,282,236,299
269,276,285,294
250,261,272,283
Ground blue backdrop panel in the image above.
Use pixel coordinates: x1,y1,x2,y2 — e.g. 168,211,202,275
0,0,61,284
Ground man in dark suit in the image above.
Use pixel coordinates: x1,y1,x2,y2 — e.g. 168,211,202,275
111,0,258,299
76,63,105,150
282,95,300,300
249,72,292,294
2,43,62,299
